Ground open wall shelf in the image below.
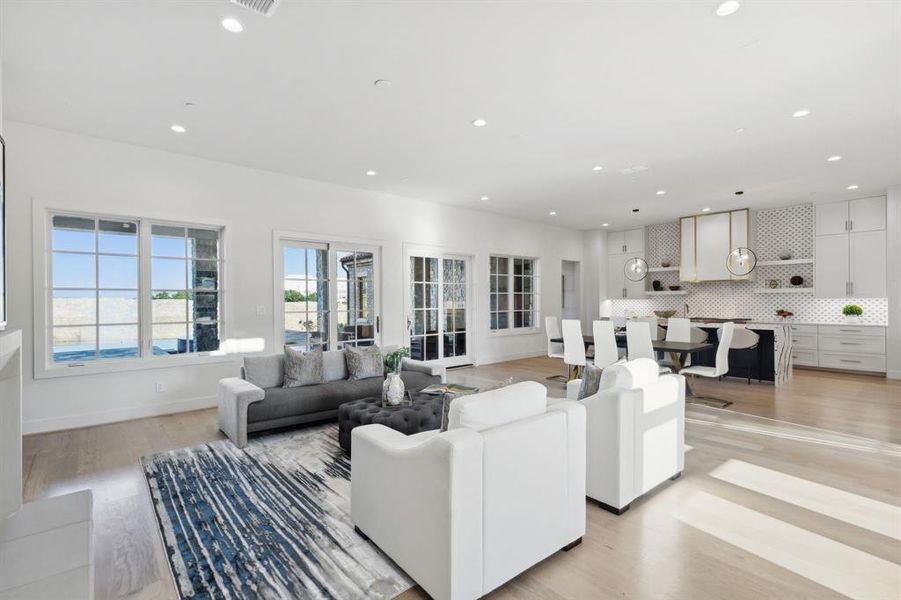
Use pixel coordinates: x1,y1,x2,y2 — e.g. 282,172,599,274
757,259,814,267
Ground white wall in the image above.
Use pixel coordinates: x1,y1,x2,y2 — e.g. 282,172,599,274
887,185,901,379
4,121,582,432
580,229,606,329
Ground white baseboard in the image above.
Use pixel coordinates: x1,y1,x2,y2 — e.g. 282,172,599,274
887,369,901,380
23,395,218,434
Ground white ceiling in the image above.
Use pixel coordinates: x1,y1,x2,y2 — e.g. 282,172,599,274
2,0,900,230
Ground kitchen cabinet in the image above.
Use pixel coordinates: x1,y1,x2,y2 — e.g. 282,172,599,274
814,197,886,298
606,252,645,299
680,208,750,282
606,228,644,255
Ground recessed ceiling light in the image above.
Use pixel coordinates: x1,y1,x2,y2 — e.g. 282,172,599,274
220,16,244,33
847,184,859,190
592,165,603,171
656,190,666,195
374,79,392,89
471,119,487,127
480,196,489,201
701,207,711,212
735,127,746,133
827,155,842,162
792,109,810,118
549,211,557,216
715,1,741,17
170,124,186,133
602,223,609,227
366,170,377,176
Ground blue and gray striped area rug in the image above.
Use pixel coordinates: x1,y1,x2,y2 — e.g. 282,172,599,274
141,423,413,599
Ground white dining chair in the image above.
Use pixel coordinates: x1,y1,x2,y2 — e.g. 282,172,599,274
599,299,613,319
562,319,588,380
661,317,690,370
592,320,621,369
626,321,671,374
680,322,734,407
545,316,567,382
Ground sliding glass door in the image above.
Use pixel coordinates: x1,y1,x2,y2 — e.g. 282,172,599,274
280,239,379,350
406,251,471,366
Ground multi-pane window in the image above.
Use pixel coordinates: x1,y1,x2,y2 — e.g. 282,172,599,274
490,255,538,331
442,258,467,358
150,225,222,355
336,251,376,347
410,256,440,360
47,212,223,366
51,216,140,362
283,245,329,351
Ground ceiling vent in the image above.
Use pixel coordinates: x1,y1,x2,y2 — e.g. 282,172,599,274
619,165,649,175
229,0,280,17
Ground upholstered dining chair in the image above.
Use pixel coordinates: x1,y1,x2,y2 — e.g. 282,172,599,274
680,322,735,407
726,326,760,384
545,316,567,382
626,321,671,374
562,319,588,380
660,317,690,370
592,320,621,369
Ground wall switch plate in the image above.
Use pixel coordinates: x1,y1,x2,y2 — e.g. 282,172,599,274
155,382,164,393
256,305,266,316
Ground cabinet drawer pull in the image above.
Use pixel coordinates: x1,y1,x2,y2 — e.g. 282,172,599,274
840,359,862,364
838,329,860,332
839,342,861,346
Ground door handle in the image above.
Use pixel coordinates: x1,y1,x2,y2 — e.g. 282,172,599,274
850,281,853,296
848,219,853,231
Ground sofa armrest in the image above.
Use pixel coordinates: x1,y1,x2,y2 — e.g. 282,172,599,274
546,401,587,542
217,377,265,448
402,357,447,383
351,424,482,600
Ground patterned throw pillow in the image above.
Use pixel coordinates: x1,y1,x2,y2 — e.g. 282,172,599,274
283,346,323,388
578,363,603,400
344,345,384,380
440,392,458,432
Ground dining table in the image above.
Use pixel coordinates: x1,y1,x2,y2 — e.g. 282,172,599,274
549,334,714,397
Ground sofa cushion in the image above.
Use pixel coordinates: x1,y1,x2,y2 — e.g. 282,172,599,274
345,345,384,380
322,350,348,382
284,346,323,387
600,358,659,390
448,381,546,432
243,354,284,388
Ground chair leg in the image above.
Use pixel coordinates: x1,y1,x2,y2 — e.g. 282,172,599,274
562,537,583,552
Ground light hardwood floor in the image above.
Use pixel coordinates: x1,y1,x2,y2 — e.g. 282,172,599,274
22,358,901,600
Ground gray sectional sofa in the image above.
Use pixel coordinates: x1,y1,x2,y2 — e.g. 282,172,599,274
218,349,445,447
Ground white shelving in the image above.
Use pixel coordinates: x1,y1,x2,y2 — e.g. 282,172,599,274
647,266,679,273
754,288,814,294
757,258,814,267
645,290,688,296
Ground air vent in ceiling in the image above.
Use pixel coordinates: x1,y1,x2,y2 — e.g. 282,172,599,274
229,0,280,17
619,165,649,175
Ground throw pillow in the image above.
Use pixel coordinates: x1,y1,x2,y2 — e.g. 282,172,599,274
344,345,384,380
283,346,323,388
577,363,603,399
440,392,458,432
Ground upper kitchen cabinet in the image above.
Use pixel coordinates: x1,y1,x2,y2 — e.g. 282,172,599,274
680,209,750,282
607,228,645,255
816,196,886,234
814,197,886,298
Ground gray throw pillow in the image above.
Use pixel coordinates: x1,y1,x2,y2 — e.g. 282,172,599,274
344,345,384,380
440,392,458,432
283,346,323,388
578,363,603,400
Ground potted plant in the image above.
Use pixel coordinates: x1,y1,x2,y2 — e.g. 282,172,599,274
383,347,411,407
775,308,794,321
842,304,863,323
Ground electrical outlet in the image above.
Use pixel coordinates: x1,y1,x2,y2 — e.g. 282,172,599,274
155,382,164,393
256,305,266,316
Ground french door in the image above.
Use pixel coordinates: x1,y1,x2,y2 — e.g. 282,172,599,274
405,251,471,367
279,239,380,350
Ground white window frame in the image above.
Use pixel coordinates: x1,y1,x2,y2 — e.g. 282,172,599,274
273,230,383,351
489,254,541,336
33,206,233,379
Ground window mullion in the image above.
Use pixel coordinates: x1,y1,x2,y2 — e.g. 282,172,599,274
139,220,153,358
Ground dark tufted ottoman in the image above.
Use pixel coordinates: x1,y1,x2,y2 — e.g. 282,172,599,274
338,393,444,454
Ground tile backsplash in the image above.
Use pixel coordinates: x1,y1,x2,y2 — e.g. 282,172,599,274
610,203,889,325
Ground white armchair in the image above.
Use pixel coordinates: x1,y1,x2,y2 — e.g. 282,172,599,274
568,358,685,514
351,381,586,600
